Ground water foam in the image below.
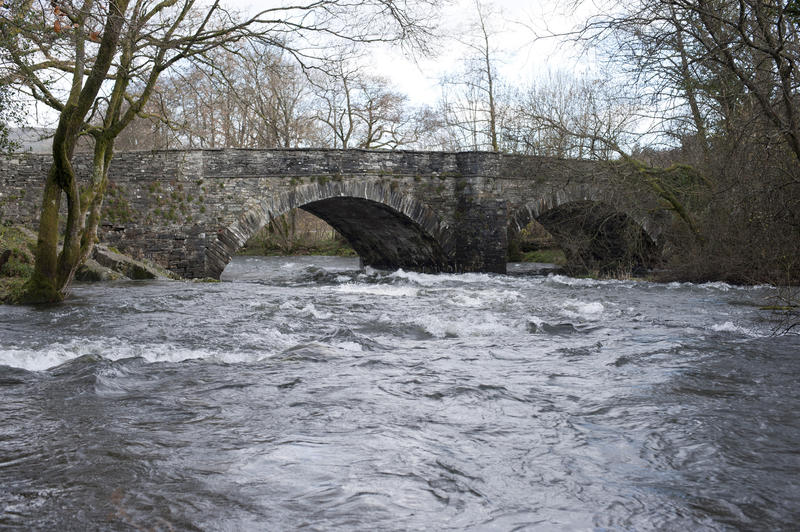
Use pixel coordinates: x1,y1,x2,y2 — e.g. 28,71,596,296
389,269,492,286
297,303,333,320
710,321,757,336
0,328,298,371
409,314,516,338
449,289,521,307
333,283,418,297
560,300,605,321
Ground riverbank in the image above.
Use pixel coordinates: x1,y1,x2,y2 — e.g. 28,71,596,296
0,225,177,304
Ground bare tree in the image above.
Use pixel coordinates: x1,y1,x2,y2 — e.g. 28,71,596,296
118,44,319,150
314,59,361,149
545,0,800,285
312,58,425,149
438,0,504,151
0,0,437,302
562,0,800,161
502,71,641,159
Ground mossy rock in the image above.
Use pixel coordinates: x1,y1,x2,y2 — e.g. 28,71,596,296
92,245,178,280
75,259,127,282
0,225,36,277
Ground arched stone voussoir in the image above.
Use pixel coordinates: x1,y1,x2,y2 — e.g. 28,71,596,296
205,180,449,279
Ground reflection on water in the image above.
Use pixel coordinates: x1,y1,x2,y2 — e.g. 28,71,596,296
1,256,798,530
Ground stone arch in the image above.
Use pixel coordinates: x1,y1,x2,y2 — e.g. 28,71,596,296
509,190,660,273
509,185,663,242
205,180,450,278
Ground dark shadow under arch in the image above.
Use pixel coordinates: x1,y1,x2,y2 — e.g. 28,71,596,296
301,197,449,271
510,200,659,274
206,181,450,278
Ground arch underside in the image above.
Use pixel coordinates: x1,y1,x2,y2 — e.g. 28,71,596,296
512,200,659,273
301,198,449,271
206,181,449,278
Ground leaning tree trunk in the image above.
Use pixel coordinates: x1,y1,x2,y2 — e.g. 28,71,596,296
78,139,114,269
19,0,129,304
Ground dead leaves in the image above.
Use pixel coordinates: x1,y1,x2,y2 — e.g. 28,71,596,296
50,3,102,42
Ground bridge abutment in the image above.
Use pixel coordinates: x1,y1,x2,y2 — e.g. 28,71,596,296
452,183,508,273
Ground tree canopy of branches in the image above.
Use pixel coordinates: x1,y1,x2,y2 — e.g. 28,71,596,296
312,57,431,149
116,44,317,150
0,28,23,153
536,0,800,283
572,0,800,159
0,0,436,303
437,0,503,151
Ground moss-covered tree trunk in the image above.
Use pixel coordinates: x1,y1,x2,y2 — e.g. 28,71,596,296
20,0,130,304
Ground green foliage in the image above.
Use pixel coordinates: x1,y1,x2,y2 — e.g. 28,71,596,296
102,191,135,224
1,255,33,278
238,210,355,257
0,277,28,304
520,248,566,264
0,226,36,273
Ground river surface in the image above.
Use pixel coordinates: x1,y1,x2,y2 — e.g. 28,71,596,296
0,256,798,531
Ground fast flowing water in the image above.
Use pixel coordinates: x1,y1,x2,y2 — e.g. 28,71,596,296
1,256,798,531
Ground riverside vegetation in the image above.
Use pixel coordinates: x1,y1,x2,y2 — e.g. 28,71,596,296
0,224,174,304
0,226,35,304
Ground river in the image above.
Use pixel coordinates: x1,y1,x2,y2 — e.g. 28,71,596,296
1,256,798,530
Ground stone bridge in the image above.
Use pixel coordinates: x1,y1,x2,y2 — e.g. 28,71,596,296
1,149,668,278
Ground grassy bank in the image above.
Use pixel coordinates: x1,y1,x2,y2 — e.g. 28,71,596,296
238,237,357,257
518,248,566,265
0,225,36,304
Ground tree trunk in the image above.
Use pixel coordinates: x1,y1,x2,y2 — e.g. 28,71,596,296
21,168,64,303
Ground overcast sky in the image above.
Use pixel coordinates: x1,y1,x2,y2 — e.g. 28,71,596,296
371,0,584,104
20,0,597,127
230,0,596,106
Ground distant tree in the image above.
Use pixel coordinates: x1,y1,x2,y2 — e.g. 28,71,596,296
438,0,503,151
116,44,318,150
313,58,426,149
503,71,640,159
0,29,23,153
0,86,22,153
